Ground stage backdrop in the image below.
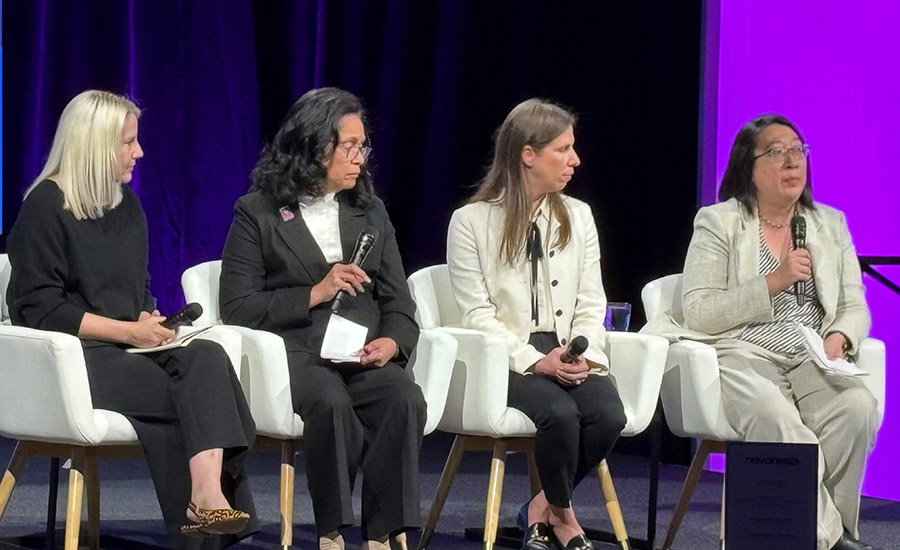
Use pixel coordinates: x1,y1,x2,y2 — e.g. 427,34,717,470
702,1,900,500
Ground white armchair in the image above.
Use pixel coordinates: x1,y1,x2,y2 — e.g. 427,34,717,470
0,253,242,550
641,274,886,550
182,260,457,549
408,265,668,550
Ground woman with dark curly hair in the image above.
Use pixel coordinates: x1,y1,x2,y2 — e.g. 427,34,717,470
219,87,425,550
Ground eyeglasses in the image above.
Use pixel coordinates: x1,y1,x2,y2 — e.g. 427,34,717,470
754,143,810,163
337,141,372,161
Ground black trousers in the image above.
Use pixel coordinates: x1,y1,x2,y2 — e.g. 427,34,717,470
507,332,626,508
83,340,258,550
289,353,426,539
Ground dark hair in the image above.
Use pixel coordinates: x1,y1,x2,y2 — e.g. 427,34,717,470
251,87,374,206
471,98,576,266
719,114,814,213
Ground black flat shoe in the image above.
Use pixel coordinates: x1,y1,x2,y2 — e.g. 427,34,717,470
830,530,875,550
521,521,558,550
560,533,593,550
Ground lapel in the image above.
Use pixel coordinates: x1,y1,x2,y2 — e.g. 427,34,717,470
338,193,370,266
274,201,330,283
804,207,836,317
736,204,761,284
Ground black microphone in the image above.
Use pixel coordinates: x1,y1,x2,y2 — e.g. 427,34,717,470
160,303,203,330
790,215,807,306
560,336,589,364
331,229,378,313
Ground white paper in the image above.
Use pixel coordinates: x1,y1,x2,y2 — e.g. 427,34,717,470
126,325,213,354
320,314,367,363
796,323,868,377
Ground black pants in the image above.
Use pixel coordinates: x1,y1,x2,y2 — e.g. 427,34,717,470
83,340,258,550
289,354,426,539
507,332,626,508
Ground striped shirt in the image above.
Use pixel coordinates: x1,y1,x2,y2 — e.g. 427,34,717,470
739,229,825,353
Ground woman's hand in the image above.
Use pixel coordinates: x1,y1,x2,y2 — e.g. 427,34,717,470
823,332,848,360
360,337,398,367
766,247,813,296
128,314,176,348
310,264,371,307
531,347,589,386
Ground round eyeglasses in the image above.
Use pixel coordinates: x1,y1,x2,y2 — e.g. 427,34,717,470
337,141,372,161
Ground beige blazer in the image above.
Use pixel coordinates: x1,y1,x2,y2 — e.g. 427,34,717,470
643,197,870,354
447,195,610,374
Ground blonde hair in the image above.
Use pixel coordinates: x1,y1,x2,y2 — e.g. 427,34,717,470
27,90,141,220
471,98,575,266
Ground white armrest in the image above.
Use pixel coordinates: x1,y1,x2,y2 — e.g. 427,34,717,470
433,327,535,437
194,325,243,377
857,337,886,425
661,339,738,441
0,325,120,445
409,328,458,436
604,332,668,436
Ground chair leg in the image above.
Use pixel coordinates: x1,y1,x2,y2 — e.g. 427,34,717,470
597,459,630,550
661,439,715,550
280,440,296,550
0,441,31,520
418,435,466,550
86,456,100,550
525,449,542,497
393,532,408,550
719,476,726,549
483,440,508,550
64,448,86,550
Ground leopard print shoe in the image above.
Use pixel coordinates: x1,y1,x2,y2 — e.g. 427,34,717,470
181,501,250,537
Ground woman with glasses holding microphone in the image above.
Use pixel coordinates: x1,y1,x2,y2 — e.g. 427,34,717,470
647,114,878,550
219,87,425,550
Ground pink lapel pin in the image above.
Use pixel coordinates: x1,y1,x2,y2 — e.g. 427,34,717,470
280,207,294,222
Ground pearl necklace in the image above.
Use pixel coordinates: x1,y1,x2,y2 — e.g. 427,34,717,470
759,214,790,229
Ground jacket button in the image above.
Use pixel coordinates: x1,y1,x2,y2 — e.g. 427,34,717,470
555,310,562,317
561,338,567,346
551,279,558,287
549,250,555,258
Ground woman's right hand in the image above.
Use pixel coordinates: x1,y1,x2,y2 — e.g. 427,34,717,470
767,247,813,295
531,347,590,386
310,263,371,307
128,315,176,348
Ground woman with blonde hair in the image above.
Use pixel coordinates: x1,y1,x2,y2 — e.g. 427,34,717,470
447,99,626,550
6,90,257,549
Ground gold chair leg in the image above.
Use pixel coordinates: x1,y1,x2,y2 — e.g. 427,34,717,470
719,475,726,547
525,448,542,497
64,448,86,550
597,459,630,550
280,440,297,550
393,532,408,550
0,441,32,520
661,439,715,550
86,456,100,550
483,440,508,550
418,435,467,550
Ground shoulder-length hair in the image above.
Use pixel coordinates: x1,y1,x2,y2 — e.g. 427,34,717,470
719,114,814,213
470,98,575,266
27,90,141,220
251,87,374,206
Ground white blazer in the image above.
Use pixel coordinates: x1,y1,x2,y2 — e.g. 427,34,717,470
447,195,610,374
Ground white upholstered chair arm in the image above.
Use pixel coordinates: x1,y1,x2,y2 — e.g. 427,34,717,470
434,327,535,437
409,328,458,436
0,325,114,445
857,337,886,424
660,339,739,440
604,332,668,436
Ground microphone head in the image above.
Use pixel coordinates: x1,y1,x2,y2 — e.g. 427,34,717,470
568,335,589,356
352,229,378,265
791,215,807,247
183,302,204,322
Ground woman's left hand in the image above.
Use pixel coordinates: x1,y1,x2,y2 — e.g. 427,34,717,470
823,332,848,360
360,337,399,367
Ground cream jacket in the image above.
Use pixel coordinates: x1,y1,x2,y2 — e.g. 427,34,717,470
643,198,870,355
447,196,610,374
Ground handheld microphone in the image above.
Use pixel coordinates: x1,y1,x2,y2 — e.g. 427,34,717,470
331,229,378,313
560,336,589,364
790,215,807,306
160,303,203,330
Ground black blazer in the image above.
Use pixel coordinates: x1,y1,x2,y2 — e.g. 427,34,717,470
219,190,419,363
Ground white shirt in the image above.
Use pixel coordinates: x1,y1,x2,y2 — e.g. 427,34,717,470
298,192,342,263
530,199,556,333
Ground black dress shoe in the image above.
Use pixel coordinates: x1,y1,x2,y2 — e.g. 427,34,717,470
560,533,594,550
521,521,558,550
830,531,875,550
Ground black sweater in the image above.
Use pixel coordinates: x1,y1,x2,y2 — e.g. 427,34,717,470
7,180,154,335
